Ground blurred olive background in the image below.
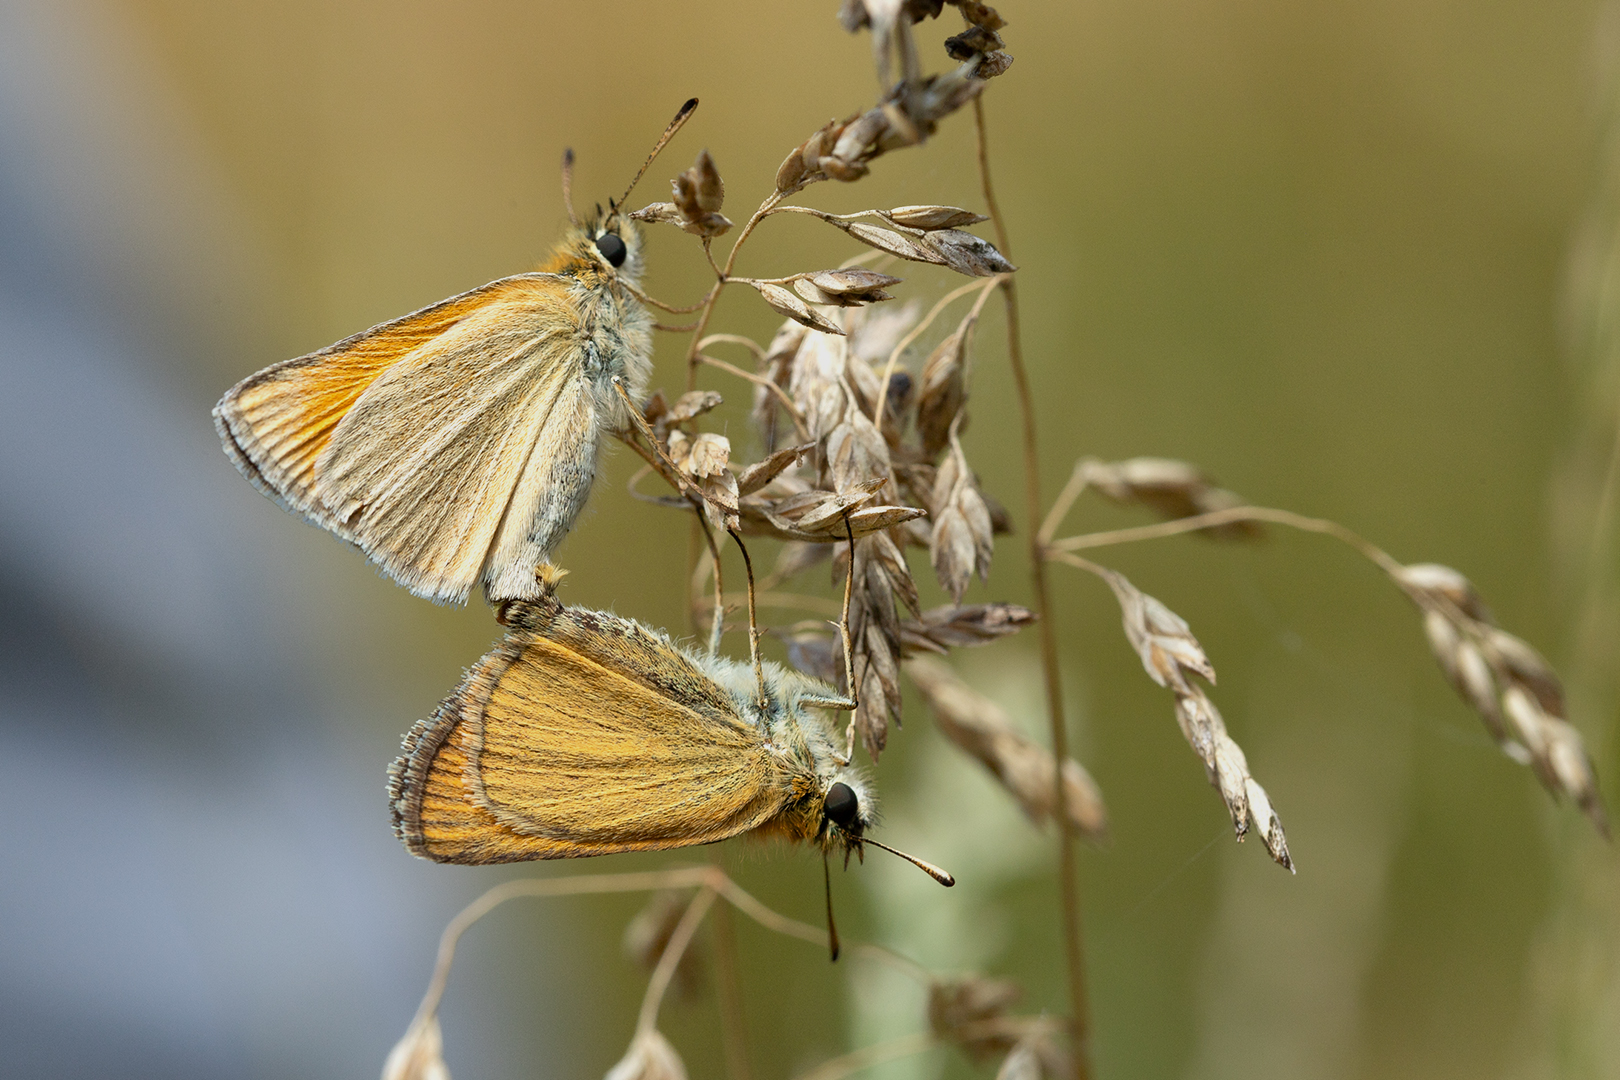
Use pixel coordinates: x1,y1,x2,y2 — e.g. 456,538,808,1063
2,1,1617,1078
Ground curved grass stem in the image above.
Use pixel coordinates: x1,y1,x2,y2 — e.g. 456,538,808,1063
402,866,931,1041
1045,503,1406,579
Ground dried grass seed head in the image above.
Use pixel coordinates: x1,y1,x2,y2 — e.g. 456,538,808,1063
1098,567,1216,691
1398,561,1607,832
824,400,894,494
740,478,924,543
884,204,989,230
604,1031,687,1080
928,974,1022,1060
929,428,995,602
669,149,732,237
918,229,1017,276
907,656,1108,837
916,311,977,458
899,602,1035,655
1082,457,1261,538
736,442,814,498
754,320,811,450
794,267,904,307
751,281,844,335
788,328,852,439
382,1017,451,1080
1396,562,1492,622
1173,686,1293,871
844,530,920,758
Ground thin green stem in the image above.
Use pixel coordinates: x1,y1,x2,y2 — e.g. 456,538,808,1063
973,94,1093,1080
708,856,753,1080
683,190,787,633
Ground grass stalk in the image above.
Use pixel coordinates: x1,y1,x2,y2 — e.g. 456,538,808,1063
973,94,1093,1079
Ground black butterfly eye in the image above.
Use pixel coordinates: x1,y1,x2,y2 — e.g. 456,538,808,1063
595,232,627,267
823,782,860,830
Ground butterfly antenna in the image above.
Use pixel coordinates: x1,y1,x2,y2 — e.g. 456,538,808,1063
618,97,699,208
561,148,579,228
823,850,841,962
860,837,956,887
727,527,768,710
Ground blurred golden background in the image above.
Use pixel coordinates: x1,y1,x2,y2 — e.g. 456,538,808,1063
1,1,1615,1078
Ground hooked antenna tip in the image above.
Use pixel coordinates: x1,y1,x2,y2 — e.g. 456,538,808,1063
861,837,955,887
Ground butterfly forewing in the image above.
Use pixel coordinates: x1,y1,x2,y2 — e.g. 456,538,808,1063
315,283,585,602
215,277,542,525
215,273,610,604
390,605,795,865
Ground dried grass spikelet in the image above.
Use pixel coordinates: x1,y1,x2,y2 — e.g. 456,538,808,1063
793,268,904,307
930,423,994,602
1174,686,1293,870
907,655,1107,837
382,1016,451,1080
632,149,733,238
883,204,989,230
927,974,1021,1061
772,54,995,193
815,215,1015,277
824,399,895,495
788,327,853,440
749,281,844,335
1398,562,1608,835
1095,565,1216,690
623,891,705,999
753,320,810,452
1081,457,1262,539
917,308,978,458
1095,564,1293,869
781,603,1034,685
667,430,740,532
900,602,1035,655
844,531,921,757
740,476,924,542
647,390,724,439
604,1030,687,1080
736,442,813,497
944,21,1013,79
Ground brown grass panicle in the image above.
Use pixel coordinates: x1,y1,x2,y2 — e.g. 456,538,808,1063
382,3,1607,1079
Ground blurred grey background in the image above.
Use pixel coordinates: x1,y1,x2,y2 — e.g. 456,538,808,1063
1,2,1615,1079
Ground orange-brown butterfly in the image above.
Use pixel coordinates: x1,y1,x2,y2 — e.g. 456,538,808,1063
387,567,953,901
212,102,697,605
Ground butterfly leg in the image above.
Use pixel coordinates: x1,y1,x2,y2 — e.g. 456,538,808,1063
696,516,727,657
803,513,861,764
726,526,768,711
